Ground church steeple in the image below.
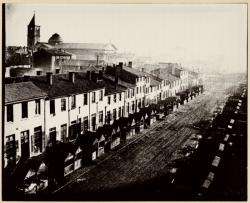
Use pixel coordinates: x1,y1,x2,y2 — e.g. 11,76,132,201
27,13,40,48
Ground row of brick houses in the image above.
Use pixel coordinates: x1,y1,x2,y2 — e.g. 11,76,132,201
4,62,201,162
4,61,203,193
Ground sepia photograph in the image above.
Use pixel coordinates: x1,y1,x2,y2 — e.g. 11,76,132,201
2,3,247,201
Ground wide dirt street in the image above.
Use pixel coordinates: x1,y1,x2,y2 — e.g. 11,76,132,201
54,85,227,198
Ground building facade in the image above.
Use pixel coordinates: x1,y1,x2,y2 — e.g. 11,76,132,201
4,62,202,175
4,82,47,165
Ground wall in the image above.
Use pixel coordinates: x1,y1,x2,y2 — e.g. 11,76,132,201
5,98,46,160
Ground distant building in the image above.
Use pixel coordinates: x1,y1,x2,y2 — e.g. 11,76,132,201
27,14,40,48
33,48,72,74
152,62,189,94
24,14,118,74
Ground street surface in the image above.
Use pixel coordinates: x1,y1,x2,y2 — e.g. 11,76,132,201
51,85,229,200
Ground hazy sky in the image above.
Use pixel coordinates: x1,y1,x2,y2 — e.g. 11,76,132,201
5,4,247,73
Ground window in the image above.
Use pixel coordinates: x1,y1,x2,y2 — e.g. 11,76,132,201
132,101,135,112
113,109,117,121
118,107,121,118
83,116,88,131
92,92,96,103
71,95,76,109
49,127,56,143
50,100,55,115
36,71,42,76
91,114,96,131
140,86,142,93
20,130,29,158
99,90,103,101
119,93,122,101
33,126,42,153
5,134,16,160
61,98,66,111
127,103,129,114
35,99,41,115
132,89,135,97
138,99,142,108
99,111,103,123
108,96,111,105
84,93,88,105
137,87,139,94
69,122,76,140
7,104,13,122
56,69,60,74
107,111,111,124
61,124,67,142
113,94,116,103
127,90,130,98
22,102,28,118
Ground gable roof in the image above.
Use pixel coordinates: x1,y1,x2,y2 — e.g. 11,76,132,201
103,74,135,89
35,48,72,56
122,66,148,78
31,73,105,99
157,71,180,82
54,43,117,51
143,72,163,87
99,77,127,95
5,82,47,104
35,42,54,49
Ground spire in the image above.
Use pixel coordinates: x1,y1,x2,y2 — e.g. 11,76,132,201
28,13,35,27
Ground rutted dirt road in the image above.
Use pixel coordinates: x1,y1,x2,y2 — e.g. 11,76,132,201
54,87,227,197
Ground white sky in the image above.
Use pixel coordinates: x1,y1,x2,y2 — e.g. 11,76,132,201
5,4,247,73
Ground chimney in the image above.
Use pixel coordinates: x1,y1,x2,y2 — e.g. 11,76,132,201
91,71,97,82
115,66,119,90
119,62,123,69
46,72,53,85
98,70,103,79
23,75,30,82
128,61,132,68
86,71,91,80
69,72,75,83
115,74,118,90
172,66,175,76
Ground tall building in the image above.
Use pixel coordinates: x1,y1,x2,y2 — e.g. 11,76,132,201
27,14,40,48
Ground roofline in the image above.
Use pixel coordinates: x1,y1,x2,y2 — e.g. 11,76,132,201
43,87,106,100
5,95,47,105
105,89,126,96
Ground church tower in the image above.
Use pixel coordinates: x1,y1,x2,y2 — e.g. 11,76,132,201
27,14,40,48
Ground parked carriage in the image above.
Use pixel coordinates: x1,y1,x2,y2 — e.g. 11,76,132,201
162,96,179,115
176,91,188,105
16,154,48,194
110,121,121,149
96,128,106,157
119,117,131,140
128,114,136,138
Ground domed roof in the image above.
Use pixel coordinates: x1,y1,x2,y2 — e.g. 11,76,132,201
48,33,63,45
